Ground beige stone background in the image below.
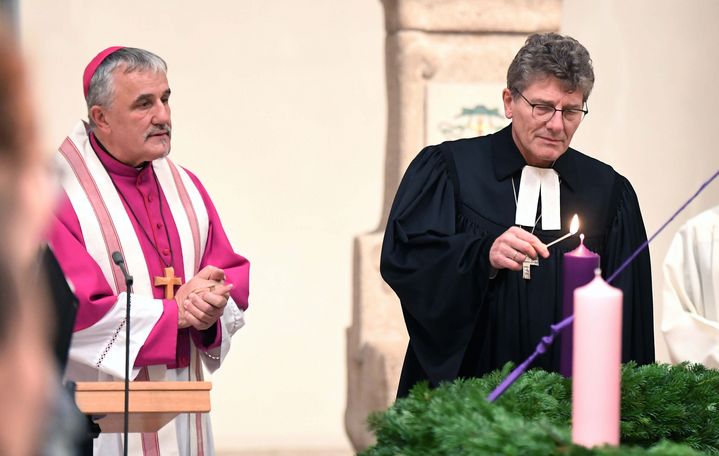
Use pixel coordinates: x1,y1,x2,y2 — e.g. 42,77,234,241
14,0,719,454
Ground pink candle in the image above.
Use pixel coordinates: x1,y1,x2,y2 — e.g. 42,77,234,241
560,235,600,377
572,270,622,448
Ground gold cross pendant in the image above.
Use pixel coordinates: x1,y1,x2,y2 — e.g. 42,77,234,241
154,266,183,299
522,258,539,280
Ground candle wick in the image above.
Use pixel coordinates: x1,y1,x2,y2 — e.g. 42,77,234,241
580,233,585,244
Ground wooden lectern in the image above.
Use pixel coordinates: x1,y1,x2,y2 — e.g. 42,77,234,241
74,381,211,433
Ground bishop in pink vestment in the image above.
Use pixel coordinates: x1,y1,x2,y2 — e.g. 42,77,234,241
48,46,249,456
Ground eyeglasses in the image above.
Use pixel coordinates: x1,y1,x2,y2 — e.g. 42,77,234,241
514,89,589,123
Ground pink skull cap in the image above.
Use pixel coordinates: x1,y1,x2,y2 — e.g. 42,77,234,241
83,46,125,100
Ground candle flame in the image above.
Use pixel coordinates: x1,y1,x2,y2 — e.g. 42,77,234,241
569,214,580,234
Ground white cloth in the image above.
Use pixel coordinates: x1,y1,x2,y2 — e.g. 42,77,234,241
515,165,561,230
662,206,719,368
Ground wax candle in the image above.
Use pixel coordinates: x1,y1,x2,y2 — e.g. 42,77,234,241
560,234,600,377
572,270,622,448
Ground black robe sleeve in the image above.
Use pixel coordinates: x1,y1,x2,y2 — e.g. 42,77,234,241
380,145,496,395
602,175,655,365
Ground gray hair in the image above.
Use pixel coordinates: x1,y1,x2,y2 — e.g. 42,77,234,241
507,33,594,101
86,47,167,126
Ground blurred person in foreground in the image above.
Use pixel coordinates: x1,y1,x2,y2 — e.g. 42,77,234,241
0,20,60,456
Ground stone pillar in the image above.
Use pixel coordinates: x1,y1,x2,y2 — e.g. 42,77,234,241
345,1,561,451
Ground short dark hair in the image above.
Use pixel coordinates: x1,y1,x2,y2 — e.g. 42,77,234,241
507,33,595,101
0,22,25,165
0,20,23,345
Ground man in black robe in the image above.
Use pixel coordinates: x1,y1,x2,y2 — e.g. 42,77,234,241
381,32,655,398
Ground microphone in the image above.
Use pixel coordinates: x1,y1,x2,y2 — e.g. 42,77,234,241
112,251,133,286
111,251,132,456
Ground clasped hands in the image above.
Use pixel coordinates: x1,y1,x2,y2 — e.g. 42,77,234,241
489,226,550,272
175,265,233,330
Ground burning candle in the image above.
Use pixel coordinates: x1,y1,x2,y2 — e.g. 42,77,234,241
546,214,580,248
572,270,622,448
560,234,600,377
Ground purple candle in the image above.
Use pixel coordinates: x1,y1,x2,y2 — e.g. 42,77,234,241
560,234,600,377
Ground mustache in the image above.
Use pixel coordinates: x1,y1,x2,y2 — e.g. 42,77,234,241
145,125,172,140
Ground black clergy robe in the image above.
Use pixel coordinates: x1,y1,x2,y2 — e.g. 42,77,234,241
381,124,655,398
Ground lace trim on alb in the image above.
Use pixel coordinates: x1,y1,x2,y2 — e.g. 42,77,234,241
96,319,126,368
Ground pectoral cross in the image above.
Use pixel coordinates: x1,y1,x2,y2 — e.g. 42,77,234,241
522,258,539,280
154,266,183,299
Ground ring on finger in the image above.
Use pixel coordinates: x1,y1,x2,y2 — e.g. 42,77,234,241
512,251,519,262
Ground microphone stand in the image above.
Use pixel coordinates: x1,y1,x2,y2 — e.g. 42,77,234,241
112,252,133,456
122,272,132,456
